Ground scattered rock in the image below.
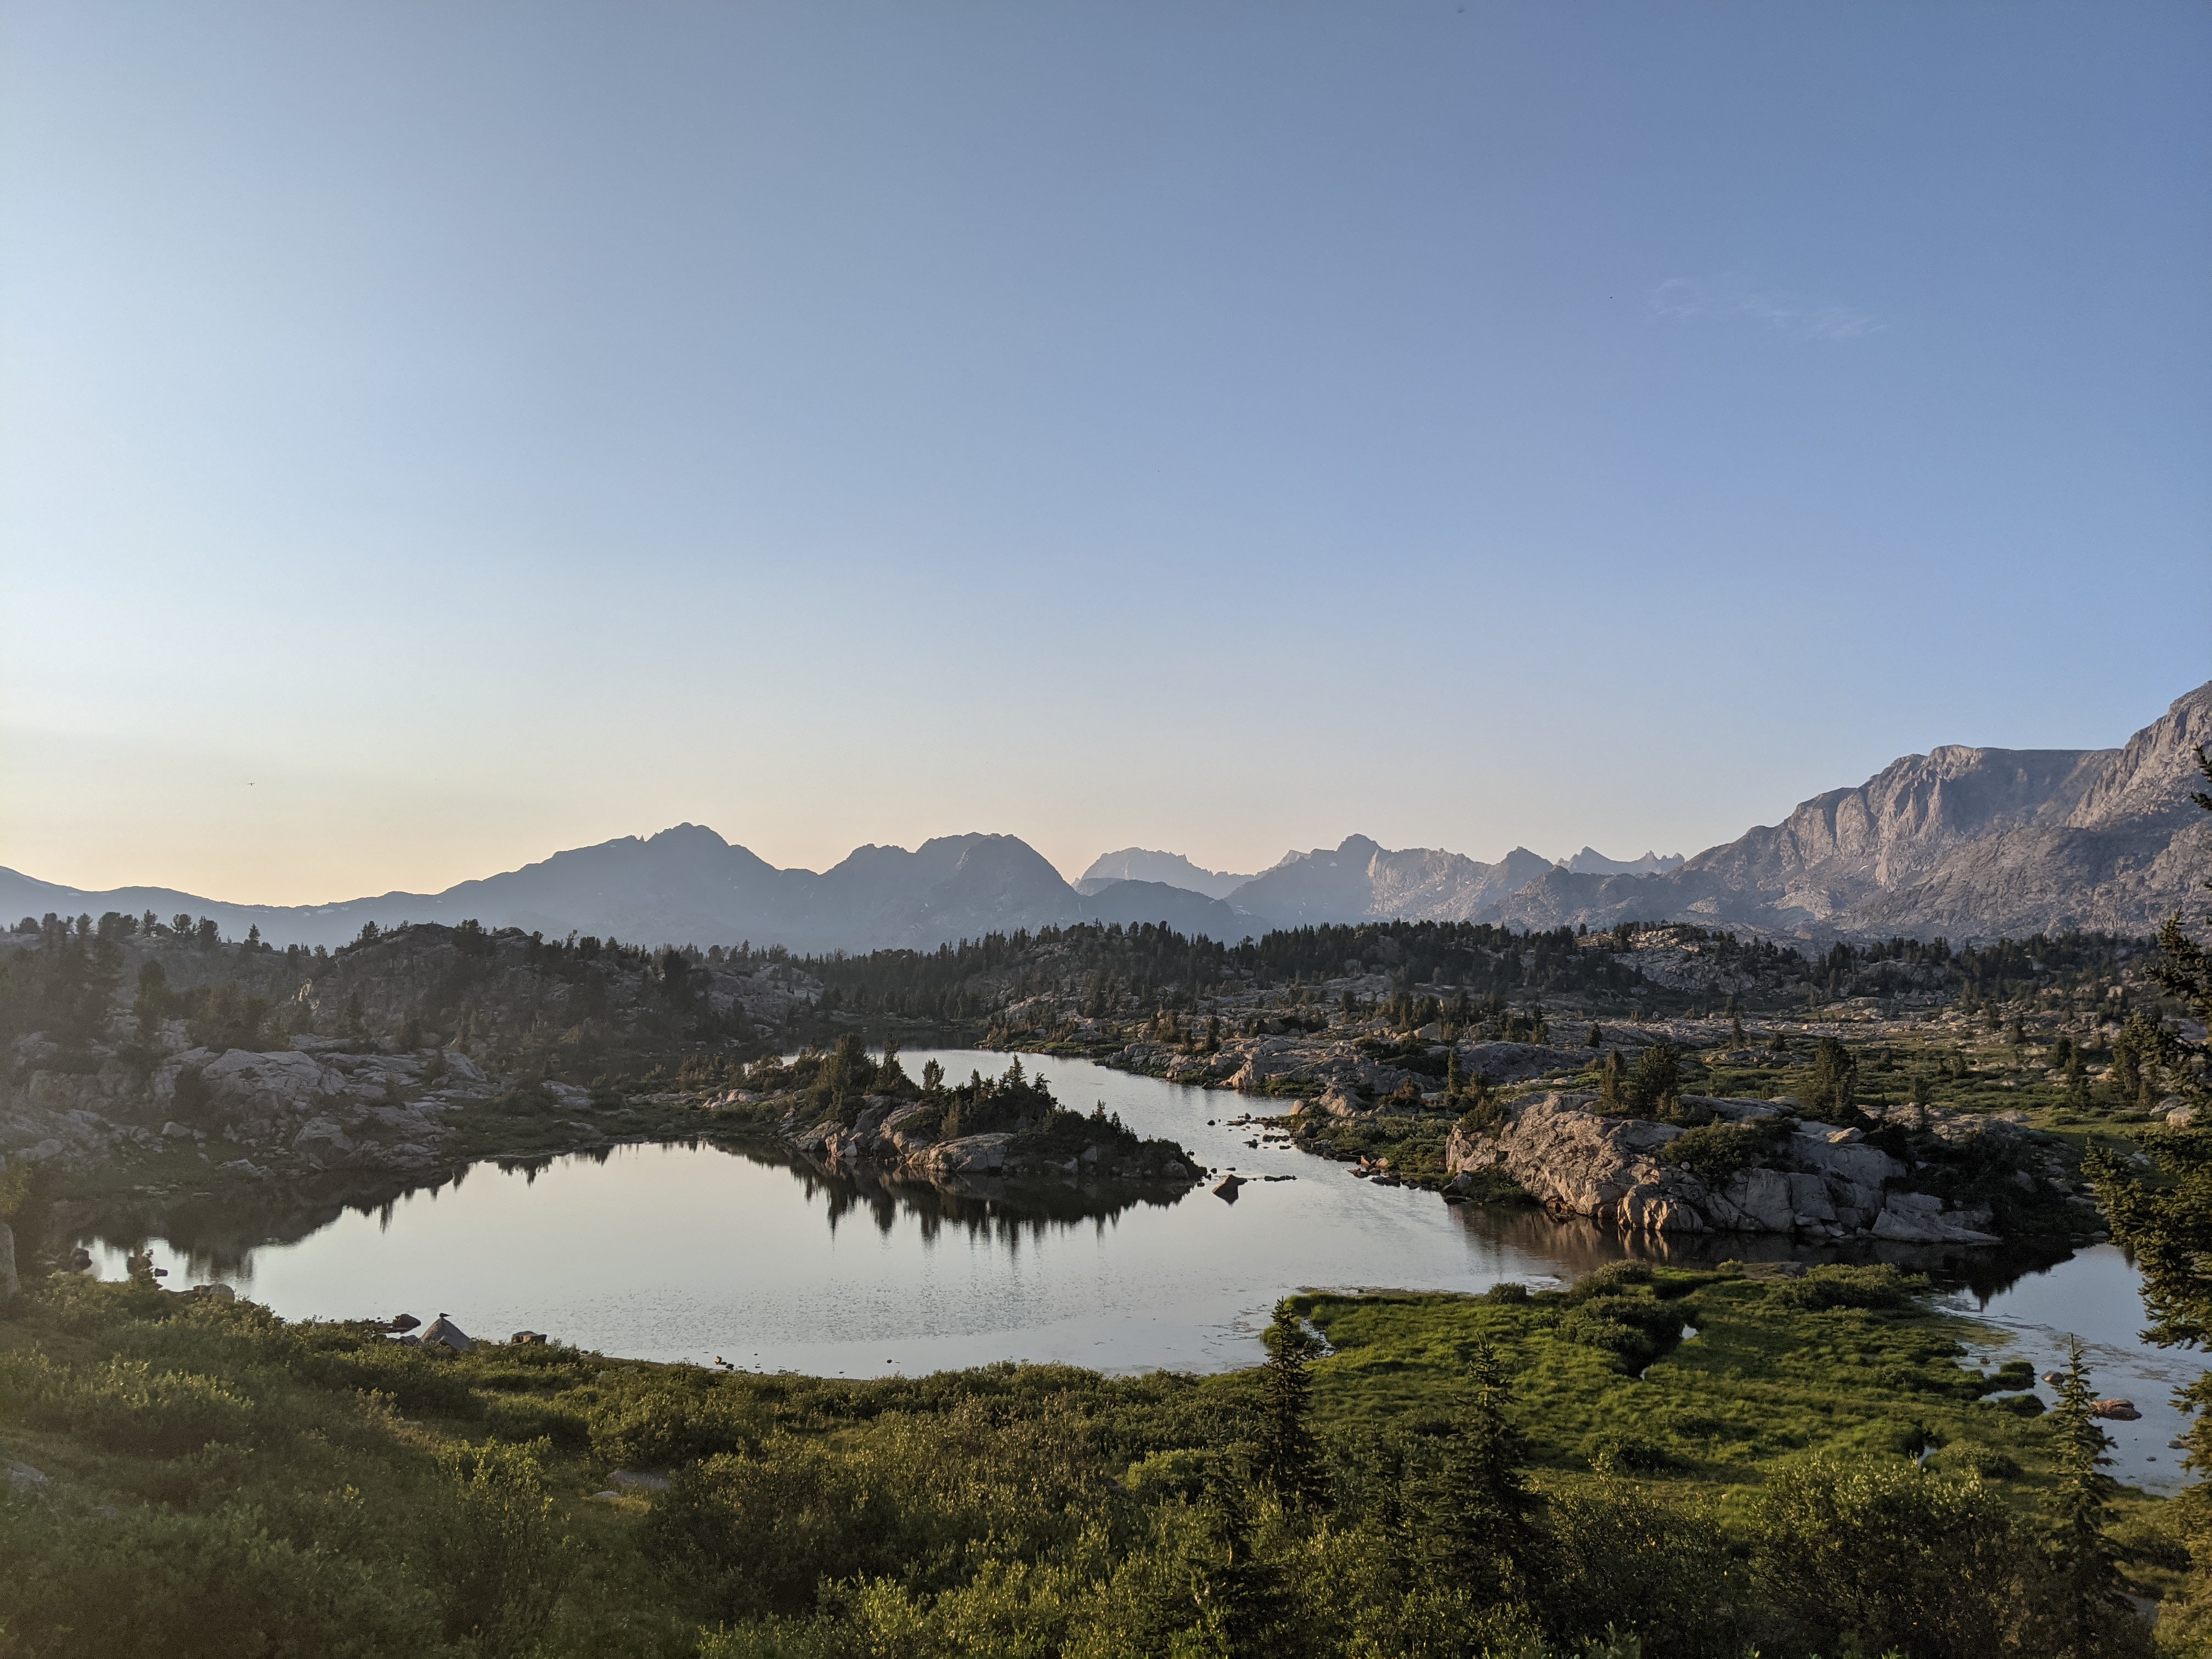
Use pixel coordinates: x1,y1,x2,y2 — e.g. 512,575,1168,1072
4,1459,50,1493
418,1313,475,1353
1213,1173,1245,1201
2091,1398,2142,1421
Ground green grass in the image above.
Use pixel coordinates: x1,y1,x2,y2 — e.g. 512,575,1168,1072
1297,1267,2053,1502
0,1257,2190,1656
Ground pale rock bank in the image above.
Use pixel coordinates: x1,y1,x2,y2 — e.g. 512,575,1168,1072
1445,1091,2023,1243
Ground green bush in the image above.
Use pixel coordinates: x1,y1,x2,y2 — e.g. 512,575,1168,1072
1556,1295,1685,1372
286,1334,481,1419
0,1497,433,1658
1549,1477,1747,1659
1752,1454,2029,1659
1582,1426,1676,1473
1567,1261,1654,1301
1931,1441,2022,1479
587,1381,756,1468
479,1390,590,1448
2,1351,253,1456
1658,1117,1789,1186
646,1442,899,1620
1767,1263,1929,1313
426,1438,575,1659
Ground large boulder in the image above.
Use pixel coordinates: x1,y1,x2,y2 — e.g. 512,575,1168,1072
1446,1092,1707,1232
1447,1090,1980,1242
910,1133,1012,1177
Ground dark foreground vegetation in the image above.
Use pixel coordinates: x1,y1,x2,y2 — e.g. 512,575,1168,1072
0,1259,2188,1659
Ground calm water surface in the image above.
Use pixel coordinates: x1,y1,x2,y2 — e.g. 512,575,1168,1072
87,1049,2208,1489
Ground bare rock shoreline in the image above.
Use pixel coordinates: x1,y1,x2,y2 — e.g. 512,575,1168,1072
1441,1092,2063,1243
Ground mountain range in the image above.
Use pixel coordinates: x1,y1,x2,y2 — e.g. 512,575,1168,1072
5,682,2205,952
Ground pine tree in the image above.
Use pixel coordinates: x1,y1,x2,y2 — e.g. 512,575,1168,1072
1418,1342,1544,1606
2087,743,2212,1634
1257,1300,1327,1509
1599,1050,1627,1113
2040,1340,2151,1657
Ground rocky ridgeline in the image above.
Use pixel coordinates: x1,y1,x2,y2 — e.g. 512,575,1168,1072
1444,1093,2079,1243
1102,1023,1666,1109
1,921,826,1184
778,1094,1198,1193
4,1029,504,1180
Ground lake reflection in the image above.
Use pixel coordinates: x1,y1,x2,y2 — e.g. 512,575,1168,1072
84,1051,1635,1374
76,1050,2208,1485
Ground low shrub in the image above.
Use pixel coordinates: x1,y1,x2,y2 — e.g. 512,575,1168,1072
0,1497,432,1658
1557,1294,1686,1371
2,1351,253,1456
587,1381,757,1468
1658,1117,1790,1187
1766,1263,1929,1313
1583,1426,1677,1473
1568,1260,1654,1301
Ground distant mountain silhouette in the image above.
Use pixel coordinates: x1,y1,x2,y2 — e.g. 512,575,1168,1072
1223,836,1556,925
0,828,1268,954
1075,848,1256,901
1556,847,1686,877
8,682,2204,950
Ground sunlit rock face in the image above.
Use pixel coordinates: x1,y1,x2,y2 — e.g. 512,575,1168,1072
1446,1091,2009,1244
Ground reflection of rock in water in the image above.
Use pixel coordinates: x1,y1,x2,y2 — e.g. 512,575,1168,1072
1447,1200,2078,1300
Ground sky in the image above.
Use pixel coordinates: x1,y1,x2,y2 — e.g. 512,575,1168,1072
3,2,2207,904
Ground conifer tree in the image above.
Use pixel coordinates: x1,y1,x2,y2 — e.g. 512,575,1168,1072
2088,743,2212,1633
2039,1339,2150,1657
1418,1342,1545,1607
1256,1300,1327,1509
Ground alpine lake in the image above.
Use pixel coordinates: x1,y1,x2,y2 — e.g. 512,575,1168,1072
75,1048,2207,1491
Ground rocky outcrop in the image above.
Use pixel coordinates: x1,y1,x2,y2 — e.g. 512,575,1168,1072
1445,1091,2016,1243
1487,682,2212,941
1,1030,489,1181
785,1095,1197,1190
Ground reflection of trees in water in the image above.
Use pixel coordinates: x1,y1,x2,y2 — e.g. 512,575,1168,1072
768,1152,1192,1249
67,1126,2074,1306
65,1168,455,1282
66,1135,1199,1280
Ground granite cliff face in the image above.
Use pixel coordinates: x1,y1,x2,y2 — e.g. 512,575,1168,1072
1490,682,2211,941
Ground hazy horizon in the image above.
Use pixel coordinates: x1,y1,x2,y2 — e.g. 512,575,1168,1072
4,3,2206,905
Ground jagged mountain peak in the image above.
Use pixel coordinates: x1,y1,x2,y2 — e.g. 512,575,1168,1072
1077,848,1256,900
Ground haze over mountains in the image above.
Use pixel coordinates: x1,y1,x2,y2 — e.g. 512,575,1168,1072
5,685,2205,953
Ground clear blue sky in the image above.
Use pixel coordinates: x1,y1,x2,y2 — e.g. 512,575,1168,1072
3,2,2206,902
